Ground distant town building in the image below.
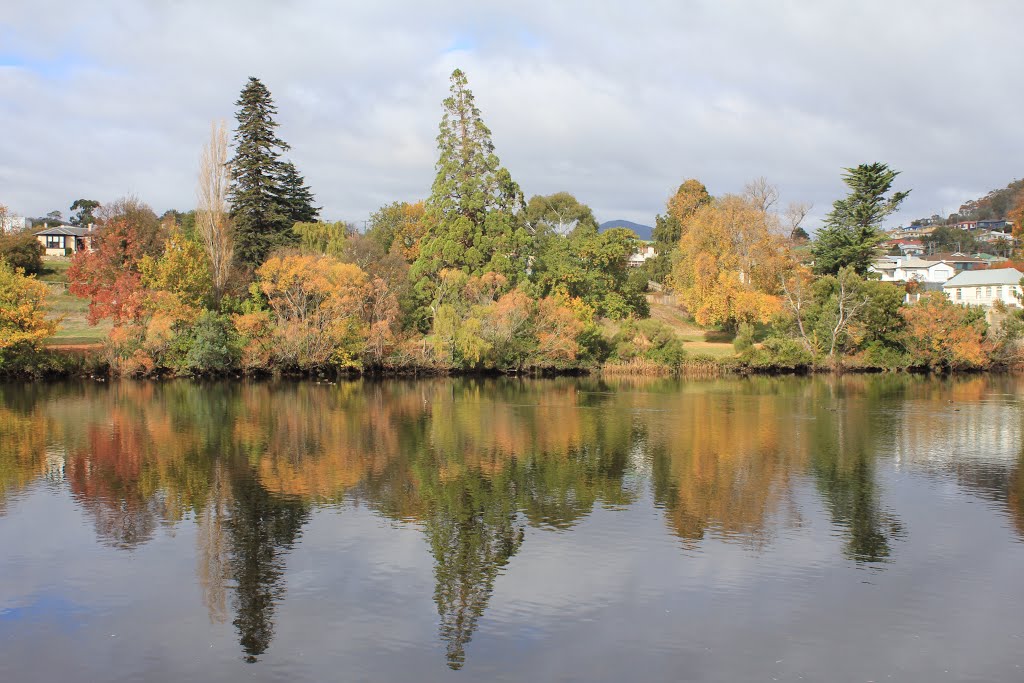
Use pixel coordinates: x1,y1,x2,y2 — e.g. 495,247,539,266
1,214,29,233
977,219,1010,232
34,225,96,256
943,268,1024,308
882,238,926,256
921,253,988,272
628,244,656,268
870,256,956,284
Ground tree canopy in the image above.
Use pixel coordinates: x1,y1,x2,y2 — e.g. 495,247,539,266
412,69,531,307
812,163,910,275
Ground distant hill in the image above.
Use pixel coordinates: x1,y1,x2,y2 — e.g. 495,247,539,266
599,219,653,241
957,179,1024,221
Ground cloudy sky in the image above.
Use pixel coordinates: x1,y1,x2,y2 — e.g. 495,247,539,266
1,1,1021,230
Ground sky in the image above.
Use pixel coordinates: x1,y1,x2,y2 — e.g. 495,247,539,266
1,0,1021,230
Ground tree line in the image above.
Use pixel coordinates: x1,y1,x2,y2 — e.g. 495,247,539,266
2,68,1023,376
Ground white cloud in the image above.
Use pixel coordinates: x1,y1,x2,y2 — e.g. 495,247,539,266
1,0,1021,227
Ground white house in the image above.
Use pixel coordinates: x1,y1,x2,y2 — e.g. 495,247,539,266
1,214,29,233
628,244,656,268
943,268,1024,308
870,257,956,284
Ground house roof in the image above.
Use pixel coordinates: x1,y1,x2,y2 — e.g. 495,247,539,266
925,252,985,264
943,268,1024,288
34,224,91,237
899,258,953,269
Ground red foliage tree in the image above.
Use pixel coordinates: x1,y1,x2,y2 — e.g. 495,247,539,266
68,198,165,324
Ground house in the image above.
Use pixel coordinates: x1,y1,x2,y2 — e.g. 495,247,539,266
957,220,979,231
628,244,656,268
883,238,925,256
870,256,956,284
34,225,95,256
977,219,1009,232
943,268,1024,308
922,252,987,272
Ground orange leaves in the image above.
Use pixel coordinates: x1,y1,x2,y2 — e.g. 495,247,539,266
533,296,585,365
900,294,990,370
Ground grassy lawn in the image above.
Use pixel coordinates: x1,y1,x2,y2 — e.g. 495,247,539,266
37,258,73,283
38,258,110,347
602,299,737,359
648,301,736,358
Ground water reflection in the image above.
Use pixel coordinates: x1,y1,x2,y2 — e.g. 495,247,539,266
1,375,1023,667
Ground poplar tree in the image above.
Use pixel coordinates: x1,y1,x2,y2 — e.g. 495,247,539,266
412,69,530,296
812,163,910,275
228,77,317,267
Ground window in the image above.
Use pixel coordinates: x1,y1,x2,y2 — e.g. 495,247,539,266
996,286,1003,299
976,288,981,299
985,287,991,297
956,288,962,301
45,235,63,249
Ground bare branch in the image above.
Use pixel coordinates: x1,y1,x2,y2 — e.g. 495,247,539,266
196,120,234,303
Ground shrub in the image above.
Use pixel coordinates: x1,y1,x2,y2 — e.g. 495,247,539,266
733,322,755,353
170,310,240,375
0,232,44,275
743,337,814,371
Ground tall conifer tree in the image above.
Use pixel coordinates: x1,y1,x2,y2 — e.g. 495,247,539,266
228,77,317,267
413,69,530,294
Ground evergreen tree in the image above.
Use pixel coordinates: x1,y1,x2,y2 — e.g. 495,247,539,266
277,160,319,224
412,69,530,314
228,77,311,267
812,163,910,275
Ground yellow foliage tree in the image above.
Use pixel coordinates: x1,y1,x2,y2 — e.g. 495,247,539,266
671,194,788,328
255,253,369,369
0,259,58,363
139,230,213,308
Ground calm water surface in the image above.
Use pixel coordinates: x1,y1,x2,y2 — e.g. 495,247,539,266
1,376,1023,682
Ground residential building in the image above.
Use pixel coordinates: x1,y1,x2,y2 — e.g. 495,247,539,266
943,268,1024,308
921,252,987,272
870,256,956,284
977,219,1009,232
34,225,95,256
883,238,925,256
957,220,979,231
1,214,29,233
628,244,656,267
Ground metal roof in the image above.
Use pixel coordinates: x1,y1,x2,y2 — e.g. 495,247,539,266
33,225,91,236
943,268,1024,287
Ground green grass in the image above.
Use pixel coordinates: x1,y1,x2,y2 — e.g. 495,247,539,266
39,258,110,346
37,259,72,283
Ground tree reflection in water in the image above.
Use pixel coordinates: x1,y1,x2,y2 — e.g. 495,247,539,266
1,376,1022,666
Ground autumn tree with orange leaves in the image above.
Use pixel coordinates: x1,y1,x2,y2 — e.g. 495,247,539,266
68,198,166,324
900,293,990,371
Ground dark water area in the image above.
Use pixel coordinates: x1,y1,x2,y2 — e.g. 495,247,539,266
1,376,1023,682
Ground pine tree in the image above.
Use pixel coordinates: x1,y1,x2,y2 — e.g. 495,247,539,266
813,163,910,275
228,77,308,267
277,160,319,224
412,69,530,293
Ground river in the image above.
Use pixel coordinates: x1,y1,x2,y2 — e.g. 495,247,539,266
1,376,1022,682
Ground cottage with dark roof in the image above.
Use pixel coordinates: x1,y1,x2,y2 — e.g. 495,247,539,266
34,225,95,256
